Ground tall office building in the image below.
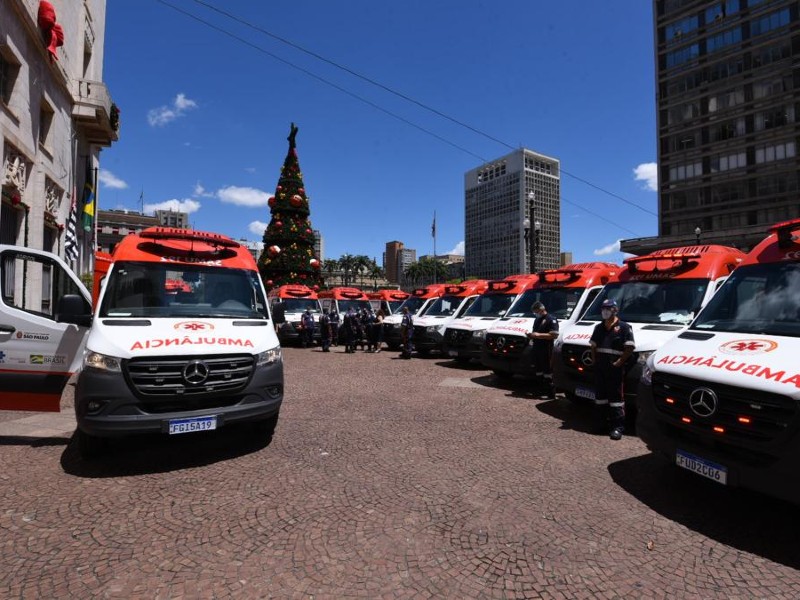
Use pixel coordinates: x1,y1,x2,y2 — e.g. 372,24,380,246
623,0,799,254
464,149,561,280
313,229,324,261
384,240,406,283
155,210,189,229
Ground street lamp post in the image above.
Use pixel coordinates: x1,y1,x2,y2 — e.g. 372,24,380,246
695,226,701,245
523,217,531,274
533,220,541,272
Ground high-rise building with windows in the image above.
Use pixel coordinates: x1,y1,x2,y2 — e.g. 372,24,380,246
464,149,561,280
623,0,799,254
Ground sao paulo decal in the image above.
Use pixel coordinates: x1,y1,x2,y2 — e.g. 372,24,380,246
718,338,778,355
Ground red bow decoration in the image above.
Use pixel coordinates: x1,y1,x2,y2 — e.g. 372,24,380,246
38,2,64,61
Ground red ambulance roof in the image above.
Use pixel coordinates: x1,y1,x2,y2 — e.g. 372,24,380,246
271,284,319,299
367,290,410,301
318,287,368,300
619,245,744,282
486,276,539,295
442,279,489,296
741,218,800,266
535,262,619,288
410,284,448,299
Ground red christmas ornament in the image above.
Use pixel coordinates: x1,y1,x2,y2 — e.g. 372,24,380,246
268,196,276,207
313,284,319,291
275,221,283,228
267,280,274,287
290,194,303,207
276,185,282,191
310,258,320,269
305,228,312,234
268,245,281,257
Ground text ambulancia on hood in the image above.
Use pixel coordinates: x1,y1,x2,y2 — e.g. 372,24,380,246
131,336,255,351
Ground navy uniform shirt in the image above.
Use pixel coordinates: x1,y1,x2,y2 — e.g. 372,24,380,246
532,313,559,349
590,319,635,366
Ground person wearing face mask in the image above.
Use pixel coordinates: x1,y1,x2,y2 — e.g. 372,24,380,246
590,299,635,440
300,307,316,348
526,301,559,399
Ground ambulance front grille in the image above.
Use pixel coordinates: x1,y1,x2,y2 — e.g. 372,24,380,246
125,354,254,398
652,373,797,444
485,333,527,356
444,328,471,346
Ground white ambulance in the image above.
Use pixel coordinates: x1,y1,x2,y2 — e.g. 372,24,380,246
411,280,488,355
1,228,284,458
481,263,618,379
382,284,446,350
442,275,539,363
638,219,800,504
553,245,745,408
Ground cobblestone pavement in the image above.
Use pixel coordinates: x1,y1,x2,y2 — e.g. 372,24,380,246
1,346,799,599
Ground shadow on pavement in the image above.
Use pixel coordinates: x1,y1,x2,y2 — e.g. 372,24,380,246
608,453,800,570
0,435,71,447
434,359,485,371
535,397,603,435
60,425,272,478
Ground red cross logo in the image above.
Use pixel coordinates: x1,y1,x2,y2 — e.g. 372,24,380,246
174,321,215,331
719,338,778,355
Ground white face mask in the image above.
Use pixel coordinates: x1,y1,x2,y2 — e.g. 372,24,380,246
601,309,614,320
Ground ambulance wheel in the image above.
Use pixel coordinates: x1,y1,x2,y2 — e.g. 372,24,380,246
492,369,513,380
251,414,279,442
76,429,106,460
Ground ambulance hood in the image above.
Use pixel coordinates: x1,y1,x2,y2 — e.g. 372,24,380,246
650,331,800,397
489,317,538,338
559,321,685,352
384,314,403,325
414,314,456,328
447,316,501,331
87,318,276,359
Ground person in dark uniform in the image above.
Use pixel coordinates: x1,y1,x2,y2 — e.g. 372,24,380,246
319,308,332,352
329,308,340,346
343,307,358,353
590,299,635,440
400,306,414,359
526,301,559,399
272,300,286,335
300,308,315,348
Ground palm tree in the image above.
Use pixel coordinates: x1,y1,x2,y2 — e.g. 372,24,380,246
353,255,371,288
369,263,384,290
338,254,356,287
322,259,339,287
418,256,447,286
404,262,422,288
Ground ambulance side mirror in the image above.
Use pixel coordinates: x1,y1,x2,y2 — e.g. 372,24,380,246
55,294,93,327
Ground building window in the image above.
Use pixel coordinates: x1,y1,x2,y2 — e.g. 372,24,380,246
755,141,796,164
756,173,798,195
706,26,742,54
668,161,703,181
752,40,791,69
665,15,699,42
0,47,21,106
710,151,747,173
666,43,699,68
750,8,791,38
754,106,794,131
39,100,54,149
709,117,745,142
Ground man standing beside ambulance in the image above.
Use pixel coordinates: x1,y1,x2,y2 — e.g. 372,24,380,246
590,299,635,440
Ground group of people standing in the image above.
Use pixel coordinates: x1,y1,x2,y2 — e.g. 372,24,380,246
297,307,388,353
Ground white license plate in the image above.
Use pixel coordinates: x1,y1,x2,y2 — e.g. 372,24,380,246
676,449,727,485
168,416,217,435
448,350,458,357
574,386,596,400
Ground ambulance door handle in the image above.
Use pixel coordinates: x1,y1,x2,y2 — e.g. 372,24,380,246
0,325,15,335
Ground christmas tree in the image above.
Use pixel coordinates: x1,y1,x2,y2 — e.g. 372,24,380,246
258,123,322,290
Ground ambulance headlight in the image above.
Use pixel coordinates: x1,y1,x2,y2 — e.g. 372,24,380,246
637,351,654,365
426,326,439,333
393,323,402,330
84,351,122,372
256,346,282,366
472,329,486,340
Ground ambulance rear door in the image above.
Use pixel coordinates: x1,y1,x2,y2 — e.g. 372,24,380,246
0,246,92,411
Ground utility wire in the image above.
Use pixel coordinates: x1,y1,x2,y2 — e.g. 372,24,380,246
156,0,487,162
184,0,656,218
155,0,645,237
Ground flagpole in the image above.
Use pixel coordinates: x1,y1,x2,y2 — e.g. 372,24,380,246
432,210,437,284
92,165,99,254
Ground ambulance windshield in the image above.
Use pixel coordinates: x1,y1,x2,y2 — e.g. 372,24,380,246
507,288,585,320
463,293,516,317
282,298,321,314
387,300,405,314
424,295,463,317
397,296,426,315
584,279,707,325
692,262,800,336
100,262,268,319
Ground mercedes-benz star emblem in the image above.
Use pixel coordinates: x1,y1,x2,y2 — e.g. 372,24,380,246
496,336,506,349
183,360,209,385
689,387,718,417
581,349,594,367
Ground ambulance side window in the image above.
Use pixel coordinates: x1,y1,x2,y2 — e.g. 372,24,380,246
0,250,88,320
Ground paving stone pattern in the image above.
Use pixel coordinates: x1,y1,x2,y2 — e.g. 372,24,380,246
1,347,799,599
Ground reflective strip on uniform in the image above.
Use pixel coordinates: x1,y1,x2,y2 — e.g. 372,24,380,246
536,371,544,377
596,348,623,356
609,402,624,408
543,373,553,380
594,398,609,405
624,341,636,347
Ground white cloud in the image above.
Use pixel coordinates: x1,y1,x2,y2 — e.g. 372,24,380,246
144,199,201,214
248,220,268,236
633,162,658,191
447,241,465,255
217,185,270,207
147,93,198,127
193,182,215,198
594,239,621,256
98,169,128,190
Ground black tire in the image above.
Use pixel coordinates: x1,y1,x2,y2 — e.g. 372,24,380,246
251,414,279,441
76,429,107,460
492,369,513,380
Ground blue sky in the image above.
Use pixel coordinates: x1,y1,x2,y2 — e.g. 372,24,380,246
99,0,658,266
